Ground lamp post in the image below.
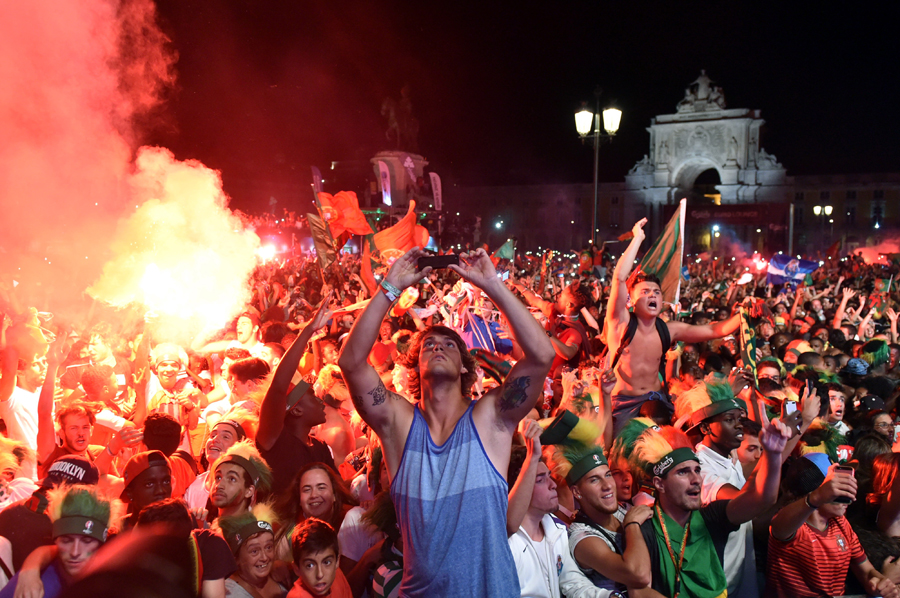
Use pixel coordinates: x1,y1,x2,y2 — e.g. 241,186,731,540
813,204,833,250
575,86,622,244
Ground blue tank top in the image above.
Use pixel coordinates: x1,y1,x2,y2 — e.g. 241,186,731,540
391,401,519,597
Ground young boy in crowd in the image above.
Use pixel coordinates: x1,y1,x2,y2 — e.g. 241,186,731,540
289,518,352,598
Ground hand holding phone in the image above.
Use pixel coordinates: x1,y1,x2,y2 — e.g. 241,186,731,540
417,254,459,270
831,465,856,504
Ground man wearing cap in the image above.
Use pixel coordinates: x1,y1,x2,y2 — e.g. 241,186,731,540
0,485,118,598
768,454,899,598
120,450,172,530
628,420,790,598
541,413,653,595
0,456,99,572
605,218,755,434
681,382,758,598
506,419,600,598
258,297,334,496
208,440,272,522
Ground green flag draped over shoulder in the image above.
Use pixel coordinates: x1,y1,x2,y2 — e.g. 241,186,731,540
632,198,686,304
306,213,337,270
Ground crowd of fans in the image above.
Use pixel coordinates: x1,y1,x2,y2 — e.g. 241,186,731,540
2,214,900,598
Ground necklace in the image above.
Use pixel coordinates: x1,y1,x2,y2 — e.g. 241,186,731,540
656,504,690,598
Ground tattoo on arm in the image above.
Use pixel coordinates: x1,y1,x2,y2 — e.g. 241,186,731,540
499,376,531,412
352,380,395,413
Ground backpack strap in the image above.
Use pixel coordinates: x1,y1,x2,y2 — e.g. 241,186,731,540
655,317,673,379
609,313,639,372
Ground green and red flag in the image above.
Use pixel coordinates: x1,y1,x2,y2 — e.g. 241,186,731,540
360,201,430,293
491,238,516,266
870,277,893,317
317,190,374,250
628,198,687,304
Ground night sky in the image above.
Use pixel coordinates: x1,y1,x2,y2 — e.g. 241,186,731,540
148,1,900,212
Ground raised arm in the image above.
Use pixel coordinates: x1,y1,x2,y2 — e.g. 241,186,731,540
257,294,332,451
37,340,66,463
770,465,856,540
507,419,541,536
725,419,791,525
668,312,741,344
453,249,554,430
573,505,652,588
833,287,857,329
338,250,425,437
607,218,647,325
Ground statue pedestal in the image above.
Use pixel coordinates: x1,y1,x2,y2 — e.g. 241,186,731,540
371,151,429,209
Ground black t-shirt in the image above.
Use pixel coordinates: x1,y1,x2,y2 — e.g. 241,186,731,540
258,429,335,497
635,500,738,596
193,529,237,581
0,493,52,571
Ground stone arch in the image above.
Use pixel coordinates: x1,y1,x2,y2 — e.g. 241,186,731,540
671,157,723,190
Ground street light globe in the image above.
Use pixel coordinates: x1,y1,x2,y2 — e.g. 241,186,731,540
494,222,502,229
825,205,833,215
712,224,720,232
813,205,822,216
602,107,622,135
575,106,594,137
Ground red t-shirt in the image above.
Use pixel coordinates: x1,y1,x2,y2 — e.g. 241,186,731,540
766,515,866,598
287,568,352,598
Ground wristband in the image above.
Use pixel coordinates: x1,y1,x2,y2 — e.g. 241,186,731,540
805,494,819,509
106,445,116,457
625,521,641,528
380,280,401,302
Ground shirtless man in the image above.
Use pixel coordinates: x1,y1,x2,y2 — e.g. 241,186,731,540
606,218,744,432
339,247,554,597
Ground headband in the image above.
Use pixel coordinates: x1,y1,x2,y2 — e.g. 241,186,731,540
214,420,246,441
652,447,699,477
565,448,608,486
218,455,261,487
52,516,108,543
227,520,274,554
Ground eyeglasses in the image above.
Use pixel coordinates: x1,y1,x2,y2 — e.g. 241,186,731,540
874,423,893,429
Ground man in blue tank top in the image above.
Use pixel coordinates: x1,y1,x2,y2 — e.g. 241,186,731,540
339,247,555,597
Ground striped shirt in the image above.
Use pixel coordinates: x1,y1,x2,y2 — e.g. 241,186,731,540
766,515,866,598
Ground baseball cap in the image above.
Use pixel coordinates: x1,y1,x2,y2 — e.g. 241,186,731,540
858,395,885,414
783,453,831,497
41,456,100,489
840,358,869,377
120,450,171,501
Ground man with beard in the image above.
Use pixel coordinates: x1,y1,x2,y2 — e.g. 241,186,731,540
37,405,118,478
606,218,749,433
208,440,272,522
681,382,758,598
627,420,790,598
184,409,256,512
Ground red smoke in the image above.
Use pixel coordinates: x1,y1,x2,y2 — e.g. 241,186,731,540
0,0,258,335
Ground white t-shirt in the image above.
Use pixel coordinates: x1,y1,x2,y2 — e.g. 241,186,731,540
337,506,381,561
567,506,626,592
184,471,210,511
0,386,43,480
696,443,758,598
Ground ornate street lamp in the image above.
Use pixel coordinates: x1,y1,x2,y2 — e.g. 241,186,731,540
576,86,621,244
